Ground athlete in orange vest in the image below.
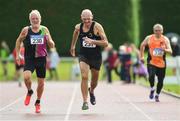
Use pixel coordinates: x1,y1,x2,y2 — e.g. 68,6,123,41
140,24,172,102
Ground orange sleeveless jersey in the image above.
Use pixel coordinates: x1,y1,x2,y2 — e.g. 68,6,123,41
148,34,166,68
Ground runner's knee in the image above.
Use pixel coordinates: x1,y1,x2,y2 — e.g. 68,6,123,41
24,75,31,81
82,75,88,81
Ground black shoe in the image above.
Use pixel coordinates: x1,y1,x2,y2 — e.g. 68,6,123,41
155,95,160,102
149,90,155,99
88,88,96,105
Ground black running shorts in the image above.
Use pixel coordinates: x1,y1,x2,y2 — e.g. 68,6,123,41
24,57,46,78
78,55,102,71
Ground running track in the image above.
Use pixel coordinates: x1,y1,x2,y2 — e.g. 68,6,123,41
0,81,180,121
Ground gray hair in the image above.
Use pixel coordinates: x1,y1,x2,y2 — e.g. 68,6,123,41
29,10,41,21
153,23,163,30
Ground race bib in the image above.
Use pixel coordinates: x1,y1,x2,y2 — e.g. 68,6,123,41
30,35,44,45
82,41,96,48
152,48,164,56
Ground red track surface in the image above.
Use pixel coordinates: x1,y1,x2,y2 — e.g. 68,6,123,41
0,81,179,121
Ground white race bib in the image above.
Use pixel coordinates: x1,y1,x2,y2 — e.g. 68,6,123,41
30,35,44,45
82,41,96,48
152,48,164,57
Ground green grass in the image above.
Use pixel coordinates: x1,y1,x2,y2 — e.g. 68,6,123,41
57,61,74,80
163,84,180,95
0,62,15,81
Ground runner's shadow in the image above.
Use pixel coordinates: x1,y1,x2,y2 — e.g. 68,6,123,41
74,113,104,120
133,100,173,104
24,113,66,119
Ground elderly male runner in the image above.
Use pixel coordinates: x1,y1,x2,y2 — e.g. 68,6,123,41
140,24,172,102
15,10,55,113
70,9,108,110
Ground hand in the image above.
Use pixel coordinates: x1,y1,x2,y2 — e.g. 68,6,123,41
160,42,166,51
70,48,75,57
83,36,93,44
16,55,20,65
16,53,24,65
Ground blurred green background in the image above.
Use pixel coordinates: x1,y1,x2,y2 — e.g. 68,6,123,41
0,0,180,95
1,0,180,55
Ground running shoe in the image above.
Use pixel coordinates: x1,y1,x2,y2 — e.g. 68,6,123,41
88,88,96,105
24,90,33,106
82,102,89,110
149,90,154,99
35,103,41,113
155,95,160,102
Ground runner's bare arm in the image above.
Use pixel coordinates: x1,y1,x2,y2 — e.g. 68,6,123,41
44,27,55,48
70,24,80,57
84,23,108,47
15,27,28,56
164,37,172,54
140,36,150,61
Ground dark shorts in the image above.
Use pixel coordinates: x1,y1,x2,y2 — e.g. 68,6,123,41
147,64,166,79
15,64,24,71
24,57,46,78
78,55,102,71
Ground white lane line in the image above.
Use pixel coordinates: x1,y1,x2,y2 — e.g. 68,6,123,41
64,83,78,121
111,87,153,121
0,96,24,112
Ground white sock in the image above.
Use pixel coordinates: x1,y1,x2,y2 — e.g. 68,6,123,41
156,93,159,96
150,87,155,91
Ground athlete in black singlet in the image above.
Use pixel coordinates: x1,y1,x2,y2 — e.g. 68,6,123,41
70,9,108,110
